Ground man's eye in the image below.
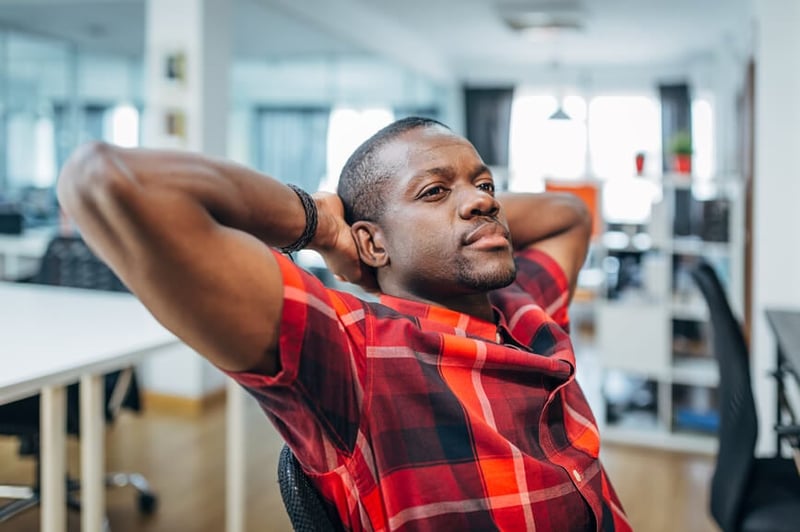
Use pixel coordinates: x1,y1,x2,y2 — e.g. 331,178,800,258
421,186,446,198
478,182,495,194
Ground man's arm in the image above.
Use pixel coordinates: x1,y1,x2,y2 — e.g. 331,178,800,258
57,142,356,375
498,192,592,301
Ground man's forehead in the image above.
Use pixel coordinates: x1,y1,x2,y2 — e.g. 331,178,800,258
380,127,475,167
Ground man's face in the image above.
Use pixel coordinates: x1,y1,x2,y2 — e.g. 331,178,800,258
374,127,517,299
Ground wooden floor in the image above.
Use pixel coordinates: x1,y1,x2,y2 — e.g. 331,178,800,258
0,398,717,532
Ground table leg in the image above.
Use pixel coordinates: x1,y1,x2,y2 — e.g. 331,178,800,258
225,378,245,532
41,386,66,532
777,347,788,456
81,374,105,532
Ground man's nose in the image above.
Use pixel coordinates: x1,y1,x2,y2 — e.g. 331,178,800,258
457,186,499,219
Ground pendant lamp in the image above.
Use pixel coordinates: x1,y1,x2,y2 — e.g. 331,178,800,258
548,60,571,121
548,105,571,120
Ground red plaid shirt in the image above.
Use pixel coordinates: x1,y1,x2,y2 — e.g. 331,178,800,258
229,248,631,531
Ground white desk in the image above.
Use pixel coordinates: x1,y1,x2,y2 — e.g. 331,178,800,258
0,226,57,280
0,283,178,532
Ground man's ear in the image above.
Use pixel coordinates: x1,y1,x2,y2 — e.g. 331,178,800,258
351,221,389,268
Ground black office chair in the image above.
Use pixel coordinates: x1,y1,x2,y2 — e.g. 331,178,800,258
277,444,340,531
690,260,800,532
0,234,157,524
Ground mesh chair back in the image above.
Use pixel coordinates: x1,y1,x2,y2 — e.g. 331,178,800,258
690,260,757,532
33,235,128,292
277,444,339,532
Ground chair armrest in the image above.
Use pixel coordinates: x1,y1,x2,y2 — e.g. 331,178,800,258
107,367,135,419
775,424,800,438
774,424,800,476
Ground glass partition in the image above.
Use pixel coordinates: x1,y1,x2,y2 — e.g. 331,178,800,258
0,28,142,227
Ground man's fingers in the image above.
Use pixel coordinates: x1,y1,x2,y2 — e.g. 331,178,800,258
331,265,360,285
331,265,379,293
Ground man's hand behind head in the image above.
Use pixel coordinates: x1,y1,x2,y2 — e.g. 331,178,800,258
311,191,379,294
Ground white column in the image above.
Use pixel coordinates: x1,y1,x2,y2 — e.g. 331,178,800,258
143,0,231,155
142,3,241,531
752,0,800,455
139,0,232,398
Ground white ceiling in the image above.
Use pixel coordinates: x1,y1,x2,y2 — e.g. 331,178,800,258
0,0,754,83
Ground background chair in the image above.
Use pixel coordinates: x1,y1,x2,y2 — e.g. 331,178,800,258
277,444,340,532
0,234,157,524
690,260,800,532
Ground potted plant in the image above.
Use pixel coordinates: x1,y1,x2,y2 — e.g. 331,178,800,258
669,131,693,174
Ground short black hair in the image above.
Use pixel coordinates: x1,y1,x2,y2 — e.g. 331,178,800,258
337,116,450,224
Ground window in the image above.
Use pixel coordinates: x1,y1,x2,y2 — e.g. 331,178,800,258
321,107,394,192
7,113,57,190
254,107,330,192
51,103,142,174
510,89,715,181
588,95,662,180
107,104,140,148
508,91,587,192
691,97,715,182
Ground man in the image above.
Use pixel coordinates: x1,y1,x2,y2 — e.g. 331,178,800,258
58,117,631,531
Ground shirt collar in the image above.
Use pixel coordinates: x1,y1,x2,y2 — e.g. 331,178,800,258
378,293,499,342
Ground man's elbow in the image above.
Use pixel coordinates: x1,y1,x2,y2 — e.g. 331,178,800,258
57,141,127,216
576,199,593,237
561,193,592,236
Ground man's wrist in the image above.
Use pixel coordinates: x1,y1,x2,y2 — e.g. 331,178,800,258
307,192,344,253
278,184,318,254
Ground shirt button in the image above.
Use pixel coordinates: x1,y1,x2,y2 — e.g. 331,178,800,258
572,469,582,482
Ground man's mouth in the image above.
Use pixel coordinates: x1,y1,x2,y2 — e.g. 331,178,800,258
463,222,511,249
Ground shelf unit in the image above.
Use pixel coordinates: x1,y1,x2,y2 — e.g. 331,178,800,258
595,174,742,453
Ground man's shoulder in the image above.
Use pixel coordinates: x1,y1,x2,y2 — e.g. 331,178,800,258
270,249,374,317
512,247,569,290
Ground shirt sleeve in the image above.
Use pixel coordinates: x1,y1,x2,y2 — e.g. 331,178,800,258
224,250,367,472
512,247,571,331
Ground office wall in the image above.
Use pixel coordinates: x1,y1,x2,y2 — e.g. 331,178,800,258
752,0,800,454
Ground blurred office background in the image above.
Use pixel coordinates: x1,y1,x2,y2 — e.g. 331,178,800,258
2,1,799,531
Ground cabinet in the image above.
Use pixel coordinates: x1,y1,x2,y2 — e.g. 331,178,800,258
594,175,743,453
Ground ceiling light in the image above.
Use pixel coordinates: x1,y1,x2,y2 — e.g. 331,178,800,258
497,1,587,37
548,106,571,120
